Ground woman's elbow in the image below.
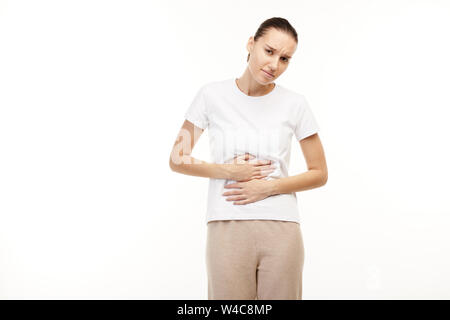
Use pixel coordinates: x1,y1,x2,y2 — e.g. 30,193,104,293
169,152,188,173
169,154,180,172
169,159,176,171
321,170,328,185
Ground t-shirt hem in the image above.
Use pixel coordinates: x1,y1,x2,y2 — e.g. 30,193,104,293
205,215,300,225
297,129,319,141
184,114,207,130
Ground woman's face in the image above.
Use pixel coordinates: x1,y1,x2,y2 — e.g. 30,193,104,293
247,28,297,84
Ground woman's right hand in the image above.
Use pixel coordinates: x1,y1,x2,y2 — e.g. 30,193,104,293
224,153,276,182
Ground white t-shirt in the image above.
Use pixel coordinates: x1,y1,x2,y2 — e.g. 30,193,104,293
184,78,320,225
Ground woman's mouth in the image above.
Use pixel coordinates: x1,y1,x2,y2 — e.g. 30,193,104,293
262,70,274,78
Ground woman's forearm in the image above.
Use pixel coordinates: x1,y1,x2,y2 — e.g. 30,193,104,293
267,169,327,196
169,155,230,179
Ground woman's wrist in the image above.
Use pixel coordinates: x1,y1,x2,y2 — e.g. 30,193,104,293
265,179,279,196
215,163,232,180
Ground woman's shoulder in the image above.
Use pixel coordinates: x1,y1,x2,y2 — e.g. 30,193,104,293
194,78,230,96
204,78,232,90
276,83,306,100
274,83,309,110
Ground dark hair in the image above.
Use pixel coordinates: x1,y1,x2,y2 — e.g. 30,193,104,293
247,17,298,62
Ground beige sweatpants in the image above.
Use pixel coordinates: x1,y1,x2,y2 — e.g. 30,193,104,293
206,219,305,300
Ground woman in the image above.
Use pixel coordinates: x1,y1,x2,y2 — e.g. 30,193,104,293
169,17,328,300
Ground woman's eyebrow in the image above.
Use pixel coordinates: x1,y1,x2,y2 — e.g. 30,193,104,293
266,44,292,58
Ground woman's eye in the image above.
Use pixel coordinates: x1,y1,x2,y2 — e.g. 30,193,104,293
266,49,289,62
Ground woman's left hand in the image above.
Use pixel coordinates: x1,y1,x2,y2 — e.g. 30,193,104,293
222,179,274,205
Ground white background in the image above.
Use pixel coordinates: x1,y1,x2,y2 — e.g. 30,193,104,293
1,0,449,299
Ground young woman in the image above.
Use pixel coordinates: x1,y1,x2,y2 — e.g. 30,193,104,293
169,17,328,300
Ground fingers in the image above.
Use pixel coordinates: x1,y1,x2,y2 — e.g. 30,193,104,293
254,172,273,179
253,159,273,166
235,153,254,159
225,195,247,201
251,170,275,180
224,183,242,189
255,165,276,174
233,153,256,164
259,169,275,176
258,164,276,170
242,153,255,160
253,165,276,179
222,190,243,196
232,155,274,166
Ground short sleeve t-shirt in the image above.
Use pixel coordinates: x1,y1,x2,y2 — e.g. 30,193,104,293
184,78,320,225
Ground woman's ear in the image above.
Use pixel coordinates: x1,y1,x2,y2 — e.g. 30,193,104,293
246,36,254,55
